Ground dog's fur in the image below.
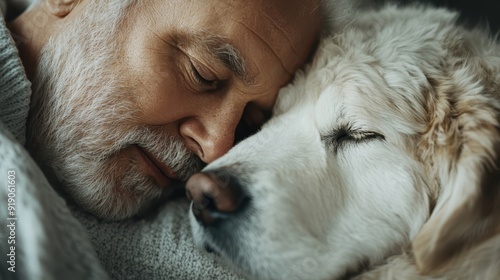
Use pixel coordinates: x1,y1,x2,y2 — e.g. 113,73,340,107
189,4,500,280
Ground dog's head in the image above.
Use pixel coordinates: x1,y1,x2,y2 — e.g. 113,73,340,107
187,6,500,280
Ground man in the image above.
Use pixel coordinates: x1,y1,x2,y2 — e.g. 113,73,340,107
0,0,323,278
6,0,322,220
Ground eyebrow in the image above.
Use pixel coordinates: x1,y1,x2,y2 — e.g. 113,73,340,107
199,36,253,85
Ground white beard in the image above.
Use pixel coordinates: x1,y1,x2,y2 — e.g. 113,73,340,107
27,0,202,220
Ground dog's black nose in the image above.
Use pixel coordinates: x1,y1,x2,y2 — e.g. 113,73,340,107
186,171,249,227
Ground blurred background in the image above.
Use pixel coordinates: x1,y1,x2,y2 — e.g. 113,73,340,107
373,0,500,32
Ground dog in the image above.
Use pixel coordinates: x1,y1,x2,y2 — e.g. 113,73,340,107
186,4,500,280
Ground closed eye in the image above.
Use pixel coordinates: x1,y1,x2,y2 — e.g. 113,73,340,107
191,63,214,85
322,128,385,153
190,59,220,91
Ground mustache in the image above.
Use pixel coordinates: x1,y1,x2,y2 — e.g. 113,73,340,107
118,126,205,180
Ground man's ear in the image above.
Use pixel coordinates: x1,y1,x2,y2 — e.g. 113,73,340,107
45,0,81,17
412,81,500,275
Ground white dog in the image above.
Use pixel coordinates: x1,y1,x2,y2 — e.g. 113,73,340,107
187,4,500,280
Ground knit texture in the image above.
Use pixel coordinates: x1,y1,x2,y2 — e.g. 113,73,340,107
73,201,247,280
0,10,30,145
0,122,109,280
0,11,109,280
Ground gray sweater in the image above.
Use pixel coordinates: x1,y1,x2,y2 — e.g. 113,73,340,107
0,4,29,144
0,9,109,280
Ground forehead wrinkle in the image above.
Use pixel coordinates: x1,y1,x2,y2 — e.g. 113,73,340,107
259,0,322,59
260,0,323,70
234,19,294,77
261,12,299,58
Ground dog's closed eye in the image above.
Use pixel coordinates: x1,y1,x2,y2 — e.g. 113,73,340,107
322,126,385,153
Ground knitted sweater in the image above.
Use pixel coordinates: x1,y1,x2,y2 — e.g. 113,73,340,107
0,4,245,280
0,5,29,144
0,8,109,280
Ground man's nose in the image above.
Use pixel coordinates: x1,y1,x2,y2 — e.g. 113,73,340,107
179,105,241,163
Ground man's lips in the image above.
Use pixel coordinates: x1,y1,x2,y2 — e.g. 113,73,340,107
135,145,180,188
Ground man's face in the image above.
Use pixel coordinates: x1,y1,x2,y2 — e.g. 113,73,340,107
27,0,321,220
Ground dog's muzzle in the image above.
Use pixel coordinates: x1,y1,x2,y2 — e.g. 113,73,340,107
186,170,250,228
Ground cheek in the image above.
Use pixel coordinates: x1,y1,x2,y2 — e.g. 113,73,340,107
125,60,194,126
123,33,189,124
339,144,408,190
337,143,427,220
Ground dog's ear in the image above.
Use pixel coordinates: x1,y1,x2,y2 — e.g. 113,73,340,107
412,81,500,275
